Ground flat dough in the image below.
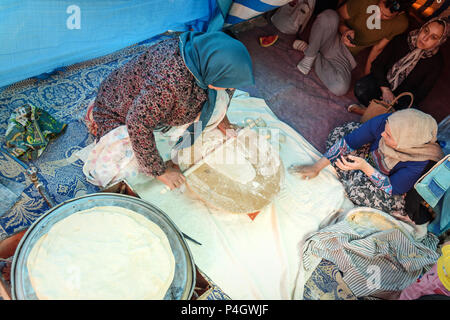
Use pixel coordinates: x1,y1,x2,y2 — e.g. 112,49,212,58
204,141,256,185
27,206,175,300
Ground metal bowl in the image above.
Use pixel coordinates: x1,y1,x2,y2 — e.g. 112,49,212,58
11,193,196,300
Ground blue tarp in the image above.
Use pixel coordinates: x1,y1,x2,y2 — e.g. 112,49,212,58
0,0,218,88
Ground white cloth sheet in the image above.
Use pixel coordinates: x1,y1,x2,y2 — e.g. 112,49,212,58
126,90,355,299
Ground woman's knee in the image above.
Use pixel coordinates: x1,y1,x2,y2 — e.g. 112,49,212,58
329,81,350,97
315,9,340,29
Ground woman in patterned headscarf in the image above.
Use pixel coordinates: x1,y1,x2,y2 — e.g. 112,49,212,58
89,31,254,190
348,17,448,114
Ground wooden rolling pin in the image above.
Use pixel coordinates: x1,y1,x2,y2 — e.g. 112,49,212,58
159,118,265,194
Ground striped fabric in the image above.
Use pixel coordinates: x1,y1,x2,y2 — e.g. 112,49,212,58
225,0,291,25
302,210,440,297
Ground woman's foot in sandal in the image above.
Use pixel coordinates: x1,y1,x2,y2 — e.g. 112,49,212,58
347,104,367,116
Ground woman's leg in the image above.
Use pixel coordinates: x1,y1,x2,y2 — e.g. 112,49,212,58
325,122,365,149
303,9,341,58
339,169,407,214
300,10,354,96
354,74,382,107
297,9,343,78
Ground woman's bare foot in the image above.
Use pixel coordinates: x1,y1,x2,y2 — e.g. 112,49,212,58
347,104,367,116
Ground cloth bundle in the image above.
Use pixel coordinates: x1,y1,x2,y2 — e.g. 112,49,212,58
301,209,440,298
4,103,66,161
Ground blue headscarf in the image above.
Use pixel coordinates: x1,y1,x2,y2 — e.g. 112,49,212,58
175,31,254,149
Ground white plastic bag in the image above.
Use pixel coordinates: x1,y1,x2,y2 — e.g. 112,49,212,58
271,0,316,35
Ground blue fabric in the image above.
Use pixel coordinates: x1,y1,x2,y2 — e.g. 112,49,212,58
344,114,429,195
208,0,233,31
428,179,446,200
415,156,450,207
428,190,450,236
437,115,450,156
176,31,254,149
233,0,278,12
225,15,247,25
224,0,287,25
0,0,215,88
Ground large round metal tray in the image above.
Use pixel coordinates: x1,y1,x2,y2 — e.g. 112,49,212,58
11,193,196,300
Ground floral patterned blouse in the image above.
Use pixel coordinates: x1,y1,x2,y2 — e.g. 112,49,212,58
92,38,208,176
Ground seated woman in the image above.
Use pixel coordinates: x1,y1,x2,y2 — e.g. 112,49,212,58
289,109,444,215
293,0,411,96
89,31,254,190
349,17,448,114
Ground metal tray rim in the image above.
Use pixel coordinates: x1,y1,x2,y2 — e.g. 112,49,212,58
11,192,196,300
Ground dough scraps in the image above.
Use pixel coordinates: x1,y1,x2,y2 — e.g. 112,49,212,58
204,139,256,185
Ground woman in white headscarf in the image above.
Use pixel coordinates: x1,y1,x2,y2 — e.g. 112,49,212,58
349,17,448,114
289,109,444,215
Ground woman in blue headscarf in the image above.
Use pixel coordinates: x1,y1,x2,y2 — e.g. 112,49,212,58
90,31,254,190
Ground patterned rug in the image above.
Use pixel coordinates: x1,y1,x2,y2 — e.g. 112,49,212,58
0,35,174,240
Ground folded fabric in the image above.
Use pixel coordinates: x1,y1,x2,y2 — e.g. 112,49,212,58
413,155,450,236
428,191,450,236
4,103,67,161
301,209,440,298
415,155,450,208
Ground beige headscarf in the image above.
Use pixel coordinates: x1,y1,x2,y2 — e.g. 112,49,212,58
378,109,444,170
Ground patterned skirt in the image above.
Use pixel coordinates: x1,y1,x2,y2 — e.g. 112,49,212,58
326,122,406,215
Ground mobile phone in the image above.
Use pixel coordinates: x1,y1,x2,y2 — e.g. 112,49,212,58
345,155,355,163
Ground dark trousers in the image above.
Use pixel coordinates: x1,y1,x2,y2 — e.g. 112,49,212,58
354,74,382,107
354,74,413,109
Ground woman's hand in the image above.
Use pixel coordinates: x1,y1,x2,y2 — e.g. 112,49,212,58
380,87,395,104
288,157,331,180
156,161,186,190
289,164,321,180
341,29,356,48
217,116,239,138
335,155,369,172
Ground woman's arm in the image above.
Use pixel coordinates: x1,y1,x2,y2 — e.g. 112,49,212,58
337,156,427,195
364,38,391,76
127,88,187,189
337,3,351,33
217,115,238,138
126,88,167,177
337,3,357,48
371,37,396,88
406,60,443,105
289,138,354,179
289,118,383,180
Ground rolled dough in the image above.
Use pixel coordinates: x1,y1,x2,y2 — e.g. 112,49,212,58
26,206,175,300
204,141,256,185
